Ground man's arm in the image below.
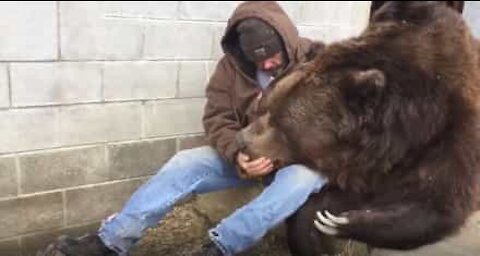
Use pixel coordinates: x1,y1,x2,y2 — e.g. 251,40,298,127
203,59,274,178
202,59,243,165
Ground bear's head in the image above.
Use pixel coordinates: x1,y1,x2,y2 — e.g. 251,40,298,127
236,1,478,191
237,62,388,185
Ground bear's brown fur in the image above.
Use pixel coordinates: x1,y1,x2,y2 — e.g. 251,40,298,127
237,1,480,253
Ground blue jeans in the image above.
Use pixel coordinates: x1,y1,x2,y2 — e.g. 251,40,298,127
98,146,327,256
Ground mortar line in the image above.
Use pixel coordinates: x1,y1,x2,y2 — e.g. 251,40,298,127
0,175,152,202
56,1,62,60
62,190,67,227
7,63,12,107
15,155,21,195
0,132,204,157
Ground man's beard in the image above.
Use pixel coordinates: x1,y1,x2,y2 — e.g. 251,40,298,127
264,63,286,77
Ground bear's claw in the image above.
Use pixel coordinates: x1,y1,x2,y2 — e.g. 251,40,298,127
314,210,349,235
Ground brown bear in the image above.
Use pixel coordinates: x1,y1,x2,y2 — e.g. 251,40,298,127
236,1,480,255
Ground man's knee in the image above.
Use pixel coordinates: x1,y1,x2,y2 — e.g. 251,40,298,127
165,146,225,172
275,165,327,191
170,146,217,163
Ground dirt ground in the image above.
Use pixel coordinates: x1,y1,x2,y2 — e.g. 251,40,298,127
129,200,369,256
129,199,480,256
129,201,291,256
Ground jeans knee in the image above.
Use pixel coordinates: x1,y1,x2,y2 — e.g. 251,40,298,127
168,146,219,167
276,165,327,192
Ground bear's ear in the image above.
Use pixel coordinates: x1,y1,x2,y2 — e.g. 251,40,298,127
371,1,436,24
344,69,386,113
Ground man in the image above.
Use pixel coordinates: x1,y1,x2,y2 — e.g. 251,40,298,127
41,2,326,256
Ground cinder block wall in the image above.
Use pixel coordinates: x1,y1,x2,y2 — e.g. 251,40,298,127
0,2,371,255
464,1,480,38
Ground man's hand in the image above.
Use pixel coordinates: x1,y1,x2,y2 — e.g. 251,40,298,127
236,152,274,177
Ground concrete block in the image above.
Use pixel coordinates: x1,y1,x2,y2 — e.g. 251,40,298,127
302,2,355,26
143,23,177,60
103,1,178,20
11,63,102,107
0,2,57,60
0,192,63,239
211,24,227,60
179,2,239,21
108,138,176,180
0,64,9,108
464,1,480,38
60,2,143,60
298,25,331,42
298,25,355,44
0,108,58,154
176,23,215,60
178,135,208,151
278,1,304,24
0,156,17,198
178,61,208,98
326,26,358,43
145,22,216,60
65,178,147,225
349,1,372,33
103,61,177,101
20,146,108,194
144,98,206,138
0,238,20,256
59,103,141,146
67,20,143,60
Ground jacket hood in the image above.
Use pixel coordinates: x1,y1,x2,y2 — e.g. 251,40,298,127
221,1,301,79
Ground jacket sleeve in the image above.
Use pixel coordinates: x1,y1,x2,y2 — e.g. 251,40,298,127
202,59,243,165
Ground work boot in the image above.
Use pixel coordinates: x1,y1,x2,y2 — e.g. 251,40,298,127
191,240,224,256
38,233,117,256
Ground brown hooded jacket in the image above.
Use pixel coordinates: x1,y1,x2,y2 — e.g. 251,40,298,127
202,1,323,175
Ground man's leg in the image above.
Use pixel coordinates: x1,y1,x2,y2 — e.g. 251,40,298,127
59,146,255,255
208,164,327,256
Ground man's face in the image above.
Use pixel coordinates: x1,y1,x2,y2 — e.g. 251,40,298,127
256,52,285,77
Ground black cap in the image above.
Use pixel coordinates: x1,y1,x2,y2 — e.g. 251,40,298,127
237,18,284,63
